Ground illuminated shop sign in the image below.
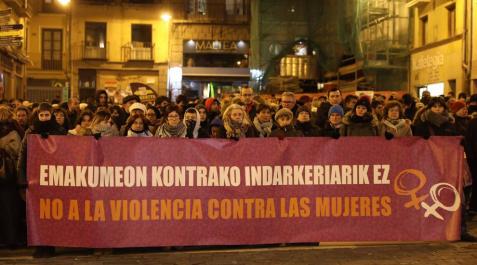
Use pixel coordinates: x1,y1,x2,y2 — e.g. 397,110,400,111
184,40,249,53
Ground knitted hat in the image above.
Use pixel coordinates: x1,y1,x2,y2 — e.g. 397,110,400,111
296,106,311,116
122,95,140,104
129,102,147,114
328,104,344,117
275,108,293,121
205,98,219,112
450,101,466,114
354,96,371,112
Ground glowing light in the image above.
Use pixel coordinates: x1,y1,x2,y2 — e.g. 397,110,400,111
57,0,71,6
161,13,172,22
187,39,195,46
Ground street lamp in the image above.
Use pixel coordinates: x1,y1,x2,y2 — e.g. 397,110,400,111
161,12,172,22
57,0,71,6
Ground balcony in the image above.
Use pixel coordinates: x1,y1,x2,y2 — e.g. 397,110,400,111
4,0,32,18
406,0,431,8
122,42,154,62
82,42,108,60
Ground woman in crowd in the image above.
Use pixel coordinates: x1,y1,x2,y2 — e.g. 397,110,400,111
96,89,109,110
0,106,24,247
68,110,93,136
146,106,161,135
126,114,152,137
413,97,457,137
450,101,470,136
155,106,186,138
222,104,254,140
378,101,413,137
295,106,320,137
251,103,274,138
90,110,119,137
52,108,71,132
270,108,303,138
183,107,208,139
195,105,210,136
320,104,344,138
340,96,379,136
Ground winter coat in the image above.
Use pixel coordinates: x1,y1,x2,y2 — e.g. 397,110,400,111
453,116,470,136
320,122,342,138
295,122,320,137
378,119,413,137
412,108,457,137
340,112,379,137
270,125,304,138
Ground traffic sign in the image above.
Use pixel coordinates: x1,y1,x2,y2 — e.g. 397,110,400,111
0,24,23,31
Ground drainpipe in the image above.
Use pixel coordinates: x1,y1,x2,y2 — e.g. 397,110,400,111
462,0,470,94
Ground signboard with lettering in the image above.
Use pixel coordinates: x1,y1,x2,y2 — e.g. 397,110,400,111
183,40,249,54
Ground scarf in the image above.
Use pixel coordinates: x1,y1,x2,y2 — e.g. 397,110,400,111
421,109,450,127
156,122,186,138
226,120,248,139
350,113,373,123
127,129,152,137
92,123,119,137
32,119,61,134
253,117,273,137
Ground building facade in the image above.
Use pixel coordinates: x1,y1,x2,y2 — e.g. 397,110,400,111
407,0,476,97
0,0,30,100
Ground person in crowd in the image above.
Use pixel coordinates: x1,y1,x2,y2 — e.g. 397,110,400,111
343,94,358,113
320,104,344,138
298,95,312,109
14,106,30,138
240,87,257,120
146,106,161,135
413,97,457,137
340,96,379,137
66,97,80,125
315,88,343,128
280,92,299,115
271,108,303,138
372,100,385,121
90,110,119,137
184,107,208,139
126,114,152,137
155,96,171,115
222,104,254,140
458,92,467,102
468,94,477,116
251,103,274,138
120,103,147,136
450,101,469,136
196,105,209,135
175,95,187,115
295,106,320,137
96,89,109,109
420,90,431,106
52,108,71,132
17,103,66,258
374,94,386,103
155,106,186,138
122,95,140,118
109,105,127,129
209,118,225,138
68,111,93,136
378,101,412,138
205,97,221,122
466,117,477,212
0,106,24,248
401,93,417,121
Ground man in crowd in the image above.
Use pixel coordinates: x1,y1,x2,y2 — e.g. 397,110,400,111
280,91,299,115
241,87,256,120
314,87,343,128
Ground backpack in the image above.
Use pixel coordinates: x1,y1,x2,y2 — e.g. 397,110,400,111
0,148,17,185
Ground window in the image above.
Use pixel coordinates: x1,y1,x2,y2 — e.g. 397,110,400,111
420,16,428,46
85,22,106,48
189,0,207,15
42,29,63,70
42,0,63,13
131,24,152,44
226,0,245,16
447,4,456,37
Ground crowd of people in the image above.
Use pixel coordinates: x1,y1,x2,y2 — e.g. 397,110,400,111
1,87,477,256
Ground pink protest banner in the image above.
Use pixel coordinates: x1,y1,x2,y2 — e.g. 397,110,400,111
26,135,464,248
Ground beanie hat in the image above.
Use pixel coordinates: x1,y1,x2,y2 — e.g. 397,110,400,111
275,108,293,121
450,101,466,114
205,98,219,112
354,96,371,112
296,106,311,116
38,102,52,112
129,102,147,114
122,95,140,104
328,104,344,117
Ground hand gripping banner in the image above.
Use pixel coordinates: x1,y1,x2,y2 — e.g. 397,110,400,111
26,136,464,247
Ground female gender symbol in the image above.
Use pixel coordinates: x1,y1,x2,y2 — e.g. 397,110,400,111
393,169,429,209
420,183,461,220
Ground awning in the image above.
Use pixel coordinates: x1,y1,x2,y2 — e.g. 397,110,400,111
181,67,250,78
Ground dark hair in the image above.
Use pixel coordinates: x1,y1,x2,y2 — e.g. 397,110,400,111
147,106,161,119
344,94,358,103
53,108,72,130
76,110,94,126
383,101,404,119
96,90,109,105
401,93,415,105
426,97,448,110
448,91,455,97
164,105,182,119
298,95,312,105
126,114,150,131
256,103,272,114
470,94,477,103
175,94,187,104
155,96,170,106
371,100,384,109
458,92,467,100
15,106,30,115
38,102,53,113
327,87,341,97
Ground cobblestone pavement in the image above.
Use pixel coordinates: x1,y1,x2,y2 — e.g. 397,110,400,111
1,217,476,265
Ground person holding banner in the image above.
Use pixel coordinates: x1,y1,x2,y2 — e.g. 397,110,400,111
126,114,153,137
378,101,412,138
250,103,274,138
319,104,344,138
270,108,303,138
295,106,320,137
412,97,457,138
155,106,187,138
340,96,379,137
90,110,119,137
222,104,255,140
184,107,208,139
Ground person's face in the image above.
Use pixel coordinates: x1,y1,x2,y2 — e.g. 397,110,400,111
55,112,65,125
277,116,291,127
211,126,221,138
14,100,22,108
184,112,197,122
257,109,272,123
374,104,384,115
211,102,220,112
329,91,342,105
456,107,468,117
346,99,357,109
281,96,296,110
131,109,144,116
111,109,119,119
297,111,310,123
81,115,92,128
69,99,80,110
329,113,342,125
38,111,51,122
146,109,157,122
241,88,254,105
198,109,207,122
124,100,138,113
422,91,431,98
431,104,445,114
230,109,244,123
99,94,108,104
388,106,400,120
16,110,28,125
158,101,169,109
355,105,368,117
131,118,144,132
167,111,181,127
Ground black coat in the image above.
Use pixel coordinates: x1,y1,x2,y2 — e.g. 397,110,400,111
295,122,320,137
320,122,341,138
412,110,457,137
270,125,304,138
466,118,477,208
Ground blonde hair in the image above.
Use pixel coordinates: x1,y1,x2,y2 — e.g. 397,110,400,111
0,106,13,122
222,104,251,133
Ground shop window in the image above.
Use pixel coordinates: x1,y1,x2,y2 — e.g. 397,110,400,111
189,0,207,15
42,29,63,70
420,16,428,46
226,0,245,16
447,4,456,38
